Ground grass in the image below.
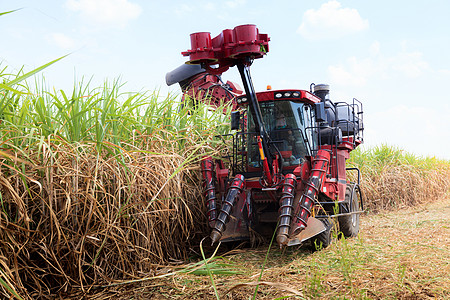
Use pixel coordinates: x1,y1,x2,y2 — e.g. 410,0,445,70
0,62,234,298
348,145,450,212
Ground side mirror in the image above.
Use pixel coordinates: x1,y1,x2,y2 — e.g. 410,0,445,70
231,111,241,130
315,102,327,123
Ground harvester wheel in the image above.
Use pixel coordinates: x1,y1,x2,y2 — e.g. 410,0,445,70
338,184,360,237
310,218,333,251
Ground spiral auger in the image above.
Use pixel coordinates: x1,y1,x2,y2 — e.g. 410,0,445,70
276,174,297,247
291,150,330,236
201,156,218,228
210,174,245,245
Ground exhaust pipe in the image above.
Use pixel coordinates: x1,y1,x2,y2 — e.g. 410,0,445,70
313,84,330,102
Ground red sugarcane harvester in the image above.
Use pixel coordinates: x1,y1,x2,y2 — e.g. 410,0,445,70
166,25,364,248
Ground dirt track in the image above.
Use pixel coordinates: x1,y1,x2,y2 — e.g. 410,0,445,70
231,197,450,299
356,197,450,299
98,198,450,299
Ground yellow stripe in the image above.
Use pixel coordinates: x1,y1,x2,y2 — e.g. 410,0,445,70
259,147,265,160
257,136,265,160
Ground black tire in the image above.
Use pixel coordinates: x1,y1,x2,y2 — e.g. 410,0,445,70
338,184,360,238
310,218,333,251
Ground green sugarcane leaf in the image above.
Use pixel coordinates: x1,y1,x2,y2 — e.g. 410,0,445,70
0,83,27,94
3,54,69,89
0,9,22,16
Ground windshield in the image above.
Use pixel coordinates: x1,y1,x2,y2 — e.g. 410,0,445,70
247,100,315,169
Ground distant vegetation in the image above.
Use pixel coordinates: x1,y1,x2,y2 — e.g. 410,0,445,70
348,145,450,212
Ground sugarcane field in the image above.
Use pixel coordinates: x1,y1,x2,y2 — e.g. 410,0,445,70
1,2,450,299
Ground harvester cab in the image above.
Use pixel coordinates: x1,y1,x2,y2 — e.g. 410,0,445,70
166,25,364,249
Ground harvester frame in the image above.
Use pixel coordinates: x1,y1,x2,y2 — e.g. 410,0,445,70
166,24,364,249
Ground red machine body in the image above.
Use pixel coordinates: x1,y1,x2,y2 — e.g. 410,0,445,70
166,25,364,248
182,24,269,70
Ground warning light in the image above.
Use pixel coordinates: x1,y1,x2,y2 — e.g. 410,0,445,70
266,85,272,90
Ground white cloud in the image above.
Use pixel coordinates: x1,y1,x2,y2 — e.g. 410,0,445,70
328,41,429,87
369,41,380,56
298,0,368,40
328,57,376,87
66,0,142,29
391,50,429,78
175,1,243,16
48,33,76,49
365,105,450,159
226,0,246,9
204,2,216,11
328,42,385,87
175,4,193,16
438,69,450,76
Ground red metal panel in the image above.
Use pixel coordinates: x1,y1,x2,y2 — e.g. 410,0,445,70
253,89,321,104
182,24,269,67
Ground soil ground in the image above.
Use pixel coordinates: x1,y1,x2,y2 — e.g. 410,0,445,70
93,198,450,299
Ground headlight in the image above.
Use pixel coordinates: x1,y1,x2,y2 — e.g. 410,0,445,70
275,93,282,98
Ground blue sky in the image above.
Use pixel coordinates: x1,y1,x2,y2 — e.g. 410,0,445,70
1,0,449,159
